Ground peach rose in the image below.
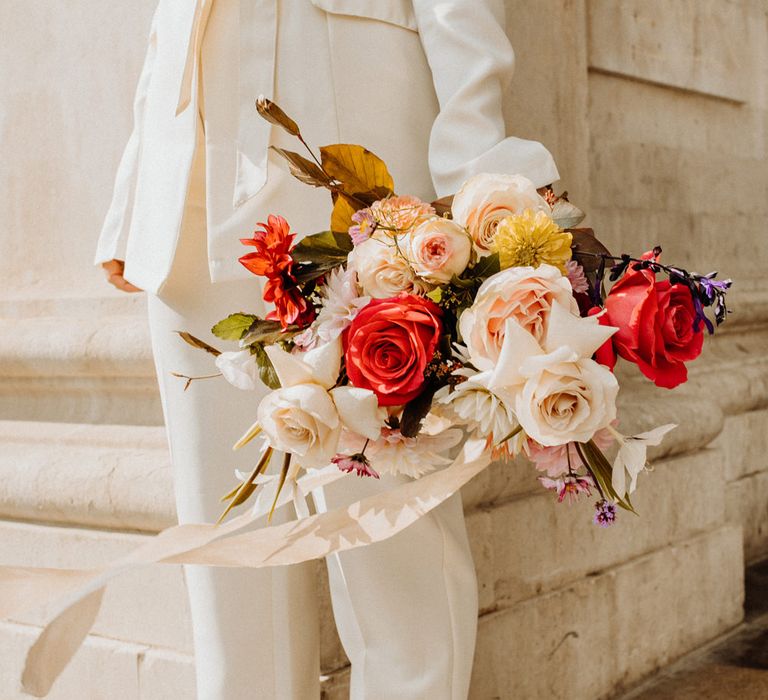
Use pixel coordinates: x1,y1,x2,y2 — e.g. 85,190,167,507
405,217,472,284
451,173,550,254
348,232,430,299
458,264,577,370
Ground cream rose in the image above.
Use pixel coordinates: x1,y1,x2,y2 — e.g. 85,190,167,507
348,232,430,298
513,349,618,446
214,350,260,391
452,173,550,253
257,384,341,468
459,264,578,370
405,217,472,284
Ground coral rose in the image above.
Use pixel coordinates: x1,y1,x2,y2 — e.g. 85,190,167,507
603,257,704,388
451,173,550,254
343,294,443,406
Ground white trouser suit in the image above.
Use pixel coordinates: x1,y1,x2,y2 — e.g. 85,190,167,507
102,2,560,698
148,110,480,700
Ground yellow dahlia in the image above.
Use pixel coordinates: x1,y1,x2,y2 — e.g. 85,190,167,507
493,209,572,272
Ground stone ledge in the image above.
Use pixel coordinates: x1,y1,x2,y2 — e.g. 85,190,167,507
468,447,728,614
0,421,174,532
0,315,153,379
469,524,744,699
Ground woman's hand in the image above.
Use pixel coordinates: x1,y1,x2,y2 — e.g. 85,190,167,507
101,259,143,293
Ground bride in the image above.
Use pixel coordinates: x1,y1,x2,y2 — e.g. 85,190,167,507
97,1,558,698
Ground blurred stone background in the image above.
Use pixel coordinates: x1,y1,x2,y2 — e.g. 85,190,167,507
0,1,766,698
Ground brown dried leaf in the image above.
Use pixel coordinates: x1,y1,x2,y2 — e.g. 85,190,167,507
569,228,612,273
431,195,454,218
270,147,332,188
175,331,221,357
255,96,300,137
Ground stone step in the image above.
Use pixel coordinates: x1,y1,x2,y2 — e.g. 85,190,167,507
0,619,194,700
0,296,161,426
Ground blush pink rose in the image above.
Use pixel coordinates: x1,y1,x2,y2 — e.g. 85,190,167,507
343,294,443,406
406,217,472,284
451,173,550,253
459,264,578,371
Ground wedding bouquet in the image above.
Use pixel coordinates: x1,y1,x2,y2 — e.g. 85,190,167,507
180,98,731,527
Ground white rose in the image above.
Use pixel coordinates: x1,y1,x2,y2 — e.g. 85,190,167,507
405,217,472,284
514,349,618,446
348,232,430,298
215,350,261,390
452,173,550,254
257,384,341,468
459,264,578,371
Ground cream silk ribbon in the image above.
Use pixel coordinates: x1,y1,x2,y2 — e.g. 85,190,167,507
1,438,490,697
176,0,276,209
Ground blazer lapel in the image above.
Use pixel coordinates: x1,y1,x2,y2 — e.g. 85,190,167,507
233,0,277,208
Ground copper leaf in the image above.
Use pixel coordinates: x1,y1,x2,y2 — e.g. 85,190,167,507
270,147,332,188
175,331,221,357
255,96,300,137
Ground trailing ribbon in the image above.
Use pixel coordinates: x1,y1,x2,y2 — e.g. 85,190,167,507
1,438,489,697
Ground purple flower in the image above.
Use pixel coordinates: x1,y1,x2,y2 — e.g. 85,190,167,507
539,474,595,504
593,499,617,527
348,209,375,246
332,453,380,479
698,273,732,303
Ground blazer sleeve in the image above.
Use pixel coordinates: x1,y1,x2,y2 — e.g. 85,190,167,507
411,0,560,196
94,7,159,265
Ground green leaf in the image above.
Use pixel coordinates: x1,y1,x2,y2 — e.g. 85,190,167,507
211,313,261,342
240,319,289,346
468,253,500,280
575,441,636,513
175,331,221,357
251,343,281,390
292,230,353,261
292,261,341,284
551,198,586,229
400,383,439,438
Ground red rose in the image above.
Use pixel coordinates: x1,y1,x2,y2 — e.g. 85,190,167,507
343,294,443,406
603,257,703,388
587,307,617,371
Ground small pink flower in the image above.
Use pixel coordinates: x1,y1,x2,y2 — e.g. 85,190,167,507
349,209,375,246
539,474,595,503
370,195,435,233
566,259,589,294
332,453,380,479
525,426,615,478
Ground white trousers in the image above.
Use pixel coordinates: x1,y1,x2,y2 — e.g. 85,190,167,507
146,117,479,700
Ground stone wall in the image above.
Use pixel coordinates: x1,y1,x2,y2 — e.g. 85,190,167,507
0,1,766,698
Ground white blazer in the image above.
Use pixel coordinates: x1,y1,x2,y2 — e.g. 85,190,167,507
96,0,560,294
